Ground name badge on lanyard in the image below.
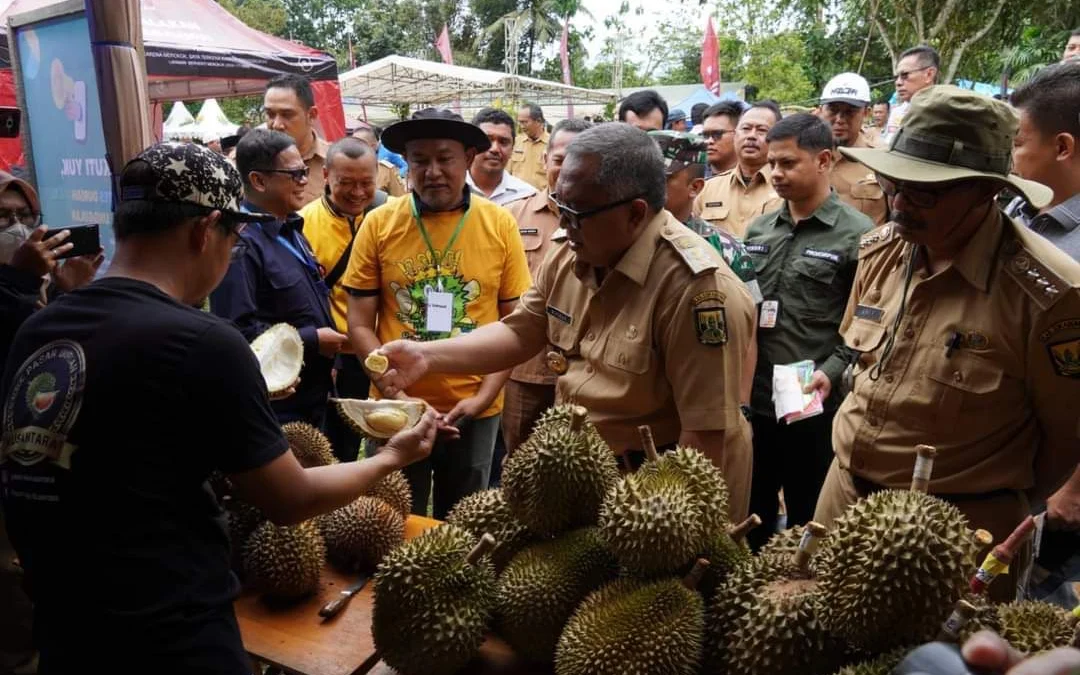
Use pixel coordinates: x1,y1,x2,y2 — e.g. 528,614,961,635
412,196,468,335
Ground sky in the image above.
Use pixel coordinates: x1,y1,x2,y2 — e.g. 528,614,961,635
574,0,708,66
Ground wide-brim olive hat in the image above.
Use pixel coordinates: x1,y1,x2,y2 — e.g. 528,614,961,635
382,107,491,155
839,85,1052,209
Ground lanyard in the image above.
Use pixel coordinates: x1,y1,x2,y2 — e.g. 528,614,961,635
411,195,468,291
275,229,319,276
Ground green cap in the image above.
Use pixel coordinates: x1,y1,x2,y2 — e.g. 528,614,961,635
839,84,1052,208
648,130,707,176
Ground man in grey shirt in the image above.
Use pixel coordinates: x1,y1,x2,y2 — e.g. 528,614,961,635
1004,59,1080,609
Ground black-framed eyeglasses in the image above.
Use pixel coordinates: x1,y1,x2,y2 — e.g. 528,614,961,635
895,65,932,81
255,166,309,183
876,175,949,209
548,192,643,230
0,209,40,227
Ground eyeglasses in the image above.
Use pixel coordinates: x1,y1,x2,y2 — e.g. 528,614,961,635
0,209,40,227
895,66,932,82
255,166,309,183
548,192,642,230
701,129,732,141
876,175,948,209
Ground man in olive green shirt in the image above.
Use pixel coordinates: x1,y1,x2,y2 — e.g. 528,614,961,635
742,113,873,551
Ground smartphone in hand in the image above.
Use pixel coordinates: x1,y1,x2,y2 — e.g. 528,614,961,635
44,224,100,260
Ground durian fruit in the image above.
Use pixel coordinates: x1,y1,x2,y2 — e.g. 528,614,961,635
495,527,619,663
316,496,404,572
364,350,389,374
363,470,413,518
598,428,730,577
372,526,498,675
997,601,1079,653
226,499,265,574
555,559,709,675
250,322,303,395
282,421,337,468
696,514,759,599
953,593,1003,643
333,398,425,439
446,488,533,570
502,405,619,537
831,647,912,675
242,520,325,600
724,522,847,675
816,445,980,653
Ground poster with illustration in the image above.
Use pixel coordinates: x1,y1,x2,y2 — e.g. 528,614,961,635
15,11,113,262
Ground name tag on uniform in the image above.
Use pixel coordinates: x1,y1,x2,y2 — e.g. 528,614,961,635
803,248,842,264
745,243,770,255
519,228,539,236
547,305,573,324
426,290,454,333
854,304,884,323
705,201,724,208
759,300,779,328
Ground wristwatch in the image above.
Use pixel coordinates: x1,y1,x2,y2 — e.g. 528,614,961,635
739,404,753,421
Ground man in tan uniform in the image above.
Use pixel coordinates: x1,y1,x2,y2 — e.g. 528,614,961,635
814,86,1080,599
693,101,783,239
263,74,330,205
352,125,407,197
502,118,593,454
371,123,757,520
510,103,549,191
819,72,889,225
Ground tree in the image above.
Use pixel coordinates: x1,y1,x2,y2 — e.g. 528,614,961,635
742,32,815,104
217,0,288,36
483,0,592,76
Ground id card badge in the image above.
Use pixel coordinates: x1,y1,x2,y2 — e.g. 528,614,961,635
759,300,779,329
425,289,454,333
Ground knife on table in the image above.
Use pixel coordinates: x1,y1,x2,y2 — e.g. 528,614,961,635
318,574,369,620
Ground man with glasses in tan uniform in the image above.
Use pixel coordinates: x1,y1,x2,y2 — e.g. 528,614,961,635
814,86,1080,600
819,72,889,225
370,123,757,521
882,45,939,144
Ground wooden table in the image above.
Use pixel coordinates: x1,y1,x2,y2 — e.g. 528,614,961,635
235,515,440,675
368,637,554,675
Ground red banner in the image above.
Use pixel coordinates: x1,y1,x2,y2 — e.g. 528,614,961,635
435,24,453,65
701,17,720,95
560,20,574,118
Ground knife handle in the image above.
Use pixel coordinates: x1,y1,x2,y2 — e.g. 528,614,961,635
319,592,352,619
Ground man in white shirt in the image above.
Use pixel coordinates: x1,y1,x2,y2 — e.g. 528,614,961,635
882,45,939,144
466,108,537,206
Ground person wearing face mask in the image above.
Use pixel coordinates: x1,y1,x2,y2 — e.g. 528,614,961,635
813,86,1080,601
0,170,103,358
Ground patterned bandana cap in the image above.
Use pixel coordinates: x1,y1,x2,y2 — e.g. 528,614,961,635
118,142,273,222
648,130,707,176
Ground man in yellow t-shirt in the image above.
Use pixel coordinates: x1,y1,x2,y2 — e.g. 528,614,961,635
342,108,532,518
299,136,387,460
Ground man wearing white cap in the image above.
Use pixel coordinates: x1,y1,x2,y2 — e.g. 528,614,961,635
820,72,889,225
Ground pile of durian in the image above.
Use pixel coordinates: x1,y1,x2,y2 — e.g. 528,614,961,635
217,421,413,600
368,404,1080,675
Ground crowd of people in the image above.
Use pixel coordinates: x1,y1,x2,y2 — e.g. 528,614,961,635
0,35,1079,675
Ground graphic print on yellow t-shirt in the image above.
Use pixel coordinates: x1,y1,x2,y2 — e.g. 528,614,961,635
390,249,482,341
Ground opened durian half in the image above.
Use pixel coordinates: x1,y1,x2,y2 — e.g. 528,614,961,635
250,323,303,395
334,398,425,439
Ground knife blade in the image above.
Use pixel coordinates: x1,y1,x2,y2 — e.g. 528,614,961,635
318,574,370,619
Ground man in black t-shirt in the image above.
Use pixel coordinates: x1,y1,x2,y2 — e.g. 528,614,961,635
0,143,436,674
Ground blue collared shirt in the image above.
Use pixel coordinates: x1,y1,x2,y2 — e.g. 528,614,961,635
209,201,335,423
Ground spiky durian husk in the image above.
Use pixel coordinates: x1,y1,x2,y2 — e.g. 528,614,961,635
997,601,1079,654
955,593,1003,643
831,647,912,675
226,499,265,574
727,558,846,675
637,446,729,533
495,527,619,663
554,576,704,675
371,524,497,675
316,496,404,572
757,524,832,576
446,488,534,571
242,520,324,600
502,404,619,537
816,490,978,652
282,421,337,468
695,531,753,599
598,468,704,577
363,470,412,517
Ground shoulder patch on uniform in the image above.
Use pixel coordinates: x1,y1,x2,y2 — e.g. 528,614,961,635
1004,246,1071,311
858,224,895,257
661,225,719,276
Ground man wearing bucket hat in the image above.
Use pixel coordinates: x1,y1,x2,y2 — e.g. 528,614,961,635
813,85,1080,600
342,108,532,519
819,72,890,225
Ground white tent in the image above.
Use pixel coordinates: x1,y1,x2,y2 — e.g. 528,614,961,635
191,98,239,142
162,101,195,140
339,54,616,122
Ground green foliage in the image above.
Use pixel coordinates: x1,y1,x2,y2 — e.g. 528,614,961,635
219,96,264,126
217,0,287,36
742,33,815,105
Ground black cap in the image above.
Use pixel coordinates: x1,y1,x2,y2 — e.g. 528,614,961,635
381,108,491,155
